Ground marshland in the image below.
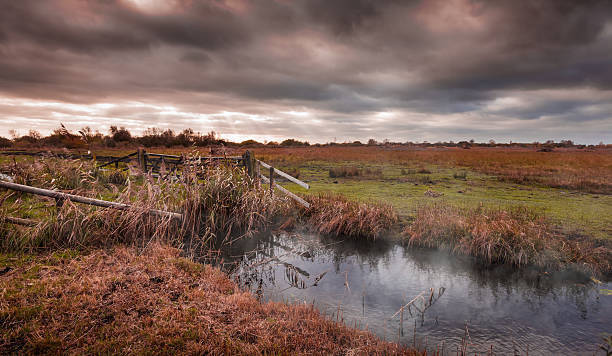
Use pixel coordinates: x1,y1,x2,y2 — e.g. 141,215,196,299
0,133,611,355
4,1,612,354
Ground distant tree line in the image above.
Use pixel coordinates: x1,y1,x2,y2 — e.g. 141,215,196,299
0,124,608,150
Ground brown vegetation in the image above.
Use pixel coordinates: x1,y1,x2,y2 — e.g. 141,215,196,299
404,204,612,275
305,193,399,239
329,166,383,178
0,158,294,254
0,244,418,355
254,146,612,194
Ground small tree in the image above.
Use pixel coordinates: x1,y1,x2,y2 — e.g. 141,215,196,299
111,126,132,142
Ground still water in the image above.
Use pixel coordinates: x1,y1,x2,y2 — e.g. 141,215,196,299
214,232,611,355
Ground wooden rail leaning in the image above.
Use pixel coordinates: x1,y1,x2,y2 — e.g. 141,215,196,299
0,180,182,221
257,160,309,189
259,174,310,208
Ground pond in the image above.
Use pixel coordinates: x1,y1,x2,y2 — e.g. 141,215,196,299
211,231,611,355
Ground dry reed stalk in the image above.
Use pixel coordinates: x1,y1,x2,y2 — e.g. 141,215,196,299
0,158,295,254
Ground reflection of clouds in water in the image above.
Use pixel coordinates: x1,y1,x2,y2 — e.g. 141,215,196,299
221,231,611,355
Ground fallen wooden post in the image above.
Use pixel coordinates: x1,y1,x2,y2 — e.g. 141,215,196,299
1,216,38,227
257,160,309,189
259,174,310,208
0,180,182,220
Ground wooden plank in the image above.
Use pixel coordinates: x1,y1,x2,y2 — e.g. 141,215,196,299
257,160,309,189
259,174,310,208
96,152,137,168
0,180,182,220
2,216,38,226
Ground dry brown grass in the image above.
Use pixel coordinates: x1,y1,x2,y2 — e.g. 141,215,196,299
0,244,421,355
329,166,383,178
304,193,399,239
404,204,612,275
0,159,295,254
253,146,612,194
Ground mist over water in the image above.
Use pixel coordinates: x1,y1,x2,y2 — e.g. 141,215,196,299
213,232,611,355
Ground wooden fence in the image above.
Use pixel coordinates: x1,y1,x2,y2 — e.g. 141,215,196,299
1,149,311,210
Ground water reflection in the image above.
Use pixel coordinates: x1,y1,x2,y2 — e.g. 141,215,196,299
205,231,611,355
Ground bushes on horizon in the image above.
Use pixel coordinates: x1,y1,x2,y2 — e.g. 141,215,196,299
138,128,221,147
0,136,13,148
280,138,309,146
110,126,132,142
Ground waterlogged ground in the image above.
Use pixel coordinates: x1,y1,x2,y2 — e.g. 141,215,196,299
218,232,612,355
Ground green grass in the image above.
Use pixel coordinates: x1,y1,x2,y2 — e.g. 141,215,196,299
273,160,612,240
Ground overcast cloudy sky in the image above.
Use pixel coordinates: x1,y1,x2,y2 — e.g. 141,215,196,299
1,0,611,143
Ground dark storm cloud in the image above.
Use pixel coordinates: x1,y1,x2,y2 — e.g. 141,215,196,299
0,0,611,143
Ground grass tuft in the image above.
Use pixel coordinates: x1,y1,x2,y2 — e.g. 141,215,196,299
404,204,612,274
304,193,398,239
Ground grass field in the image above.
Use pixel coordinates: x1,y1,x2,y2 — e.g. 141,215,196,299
0,145,610,353
249,146,612,241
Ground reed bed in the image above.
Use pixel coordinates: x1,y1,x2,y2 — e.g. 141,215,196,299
0,158,294,254
304,193,398,239
0,244,421,355
404,204,612,274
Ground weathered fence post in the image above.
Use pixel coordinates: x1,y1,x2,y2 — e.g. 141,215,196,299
243,150,254,178
255,160,261,188
137,148,146,172
269,166,274,195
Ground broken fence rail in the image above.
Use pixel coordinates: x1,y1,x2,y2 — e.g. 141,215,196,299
257,160,309,189
2,216,37,227
259,174,310,209
0,180,182,221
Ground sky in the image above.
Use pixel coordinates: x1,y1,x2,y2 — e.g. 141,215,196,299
1,0,611,144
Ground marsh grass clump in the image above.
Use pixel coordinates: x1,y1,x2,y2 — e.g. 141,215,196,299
404,204,612,274
304,193,398,239
328,166,382,179
453,171,467,180
186,165,294,243
329,166,359,178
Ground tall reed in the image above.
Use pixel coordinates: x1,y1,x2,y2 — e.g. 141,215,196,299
0,159,294,253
